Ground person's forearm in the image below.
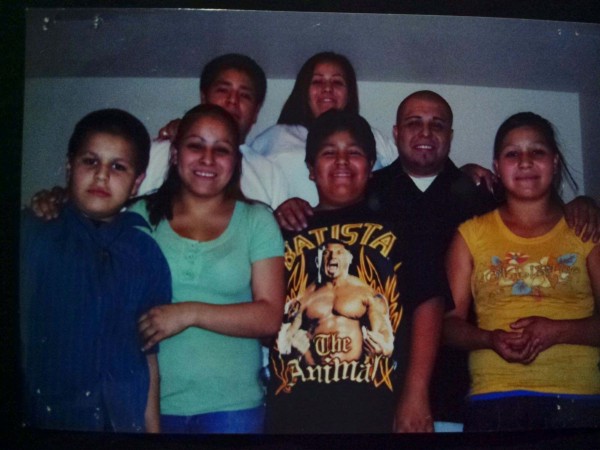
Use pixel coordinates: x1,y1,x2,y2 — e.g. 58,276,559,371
182,299,283,339
401,297,444,397
443,315,492,351
394,297,443,432
552,315,600,347
144,354,160,433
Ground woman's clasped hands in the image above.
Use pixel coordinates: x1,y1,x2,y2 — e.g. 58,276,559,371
491,316,558,365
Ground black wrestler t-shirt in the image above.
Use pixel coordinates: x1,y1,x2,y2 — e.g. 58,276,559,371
265,201,448,433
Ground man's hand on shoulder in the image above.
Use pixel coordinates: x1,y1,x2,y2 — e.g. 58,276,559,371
30,186,67,220
564,196,600,243
460,163,498,194
156,118,181,142
275,197,314,231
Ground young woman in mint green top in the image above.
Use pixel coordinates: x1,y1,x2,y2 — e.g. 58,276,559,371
135,104,285,433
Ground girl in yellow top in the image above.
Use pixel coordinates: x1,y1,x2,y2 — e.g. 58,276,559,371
444,112,600,431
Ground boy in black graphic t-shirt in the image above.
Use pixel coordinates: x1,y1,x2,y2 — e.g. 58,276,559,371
265,110,449,433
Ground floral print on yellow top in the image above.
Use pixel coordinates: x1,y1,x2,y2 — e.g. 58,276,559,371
484,251,580,298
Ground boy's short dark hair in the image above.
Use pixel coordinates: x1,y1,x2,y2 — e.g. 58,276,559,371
305,109,376,166
200,53,267,105
67,109,151,175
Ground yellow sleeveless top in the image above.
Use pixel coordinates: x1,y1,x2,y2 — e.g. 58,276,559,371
458,209,600,396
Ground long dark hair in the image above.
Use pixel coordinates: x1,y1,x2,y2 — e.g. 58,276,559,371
144,104,245,226
493,112,578,198
277,52,359,128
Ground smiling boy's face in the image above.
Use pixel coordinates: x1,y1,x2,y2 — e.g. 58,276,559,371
308,129,373,211
67,132,145,221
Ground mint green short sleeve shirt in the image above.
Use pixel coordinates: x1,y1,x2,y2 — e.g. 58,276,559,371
130,200,284,415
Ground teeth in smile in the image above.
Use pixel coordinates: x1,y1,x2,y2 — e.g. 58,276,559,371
194,171,216,177
415,145,433,150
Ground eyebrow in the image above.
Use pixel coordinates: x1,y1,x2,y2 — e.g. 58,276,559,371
213,79,255,93
320,146,364,152
184,134,235,146
401,114,450,124
78,151,133,163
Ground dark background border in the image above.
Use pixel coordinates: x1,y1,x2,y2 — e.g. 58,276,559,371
3,1,600,448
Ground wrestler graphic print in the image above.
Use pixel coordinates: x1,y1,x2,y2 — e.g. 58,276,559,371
271,220,403,395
